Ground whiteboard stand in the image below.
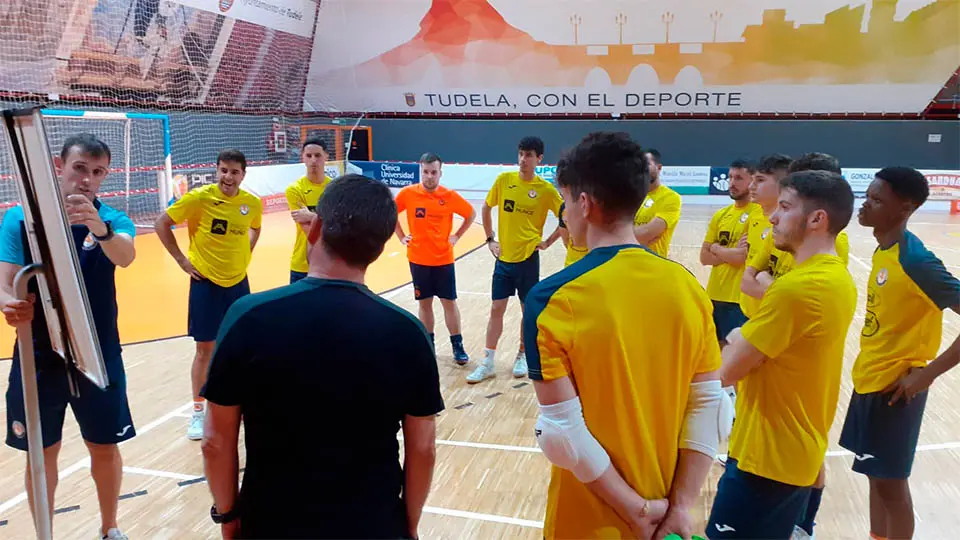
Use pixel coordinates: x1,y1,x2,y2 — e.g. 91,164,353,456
14,263,52,540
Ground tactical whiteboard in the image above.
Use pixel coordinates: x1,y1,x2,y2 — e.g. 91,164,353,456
2,107,108,389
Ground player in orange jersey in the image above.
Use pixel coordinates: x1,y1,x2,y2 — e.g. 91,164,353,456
395,153,476,364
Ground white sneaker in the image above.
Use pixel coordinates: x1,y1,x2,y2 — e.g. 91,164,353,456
512,351,528,378
466,362,495,384
101,528,129,540
186,412,204,441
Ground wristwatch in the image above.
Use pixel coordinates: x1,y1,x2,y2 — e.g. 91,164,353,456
93,221,115,242
210,504,240,524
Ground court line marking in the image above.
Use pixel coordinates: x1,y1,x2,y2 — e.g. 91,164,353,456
0,401,193,516
423,506,544,529
122,466,197,481
848,252,871,271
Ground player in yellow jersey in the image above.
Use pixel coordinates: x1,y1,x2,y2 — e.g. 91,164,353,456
709,170,857,539
633,149,681,258
467,136,562,384
155,150,263,440
839,167,960,540
557,202,588,267
286,137,332,283
701,159,759,346
525,132,731,540
739,154,792,312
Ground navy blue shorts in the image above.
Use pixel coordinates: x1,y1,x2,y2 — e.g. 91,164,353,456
492,251,540,302
290,271,308,284
839,388,928,479
188,276,250,342
410,262,456,300
707,458,812,539
6,353,135,450
712,300,748,342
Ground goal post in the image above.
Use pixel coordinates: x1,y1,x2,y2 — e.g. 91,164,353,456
38,109,173,228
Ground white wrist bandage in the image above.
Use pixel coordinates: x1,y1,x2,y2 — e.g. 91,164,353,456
535,397,611,483
680,380,734,458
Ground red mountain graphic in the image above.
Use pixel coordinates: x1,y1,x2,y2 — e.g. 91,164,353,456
314,0,594,87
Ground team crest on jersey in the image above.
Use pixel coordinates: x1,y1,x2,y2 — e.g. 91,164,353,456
644,198,654,208
12,420,24,439
82,233,98,251
761,227,771,240
438,198,446,206
739,212,749,223
528,189,538,199
876,268,888,286
239,204,249,215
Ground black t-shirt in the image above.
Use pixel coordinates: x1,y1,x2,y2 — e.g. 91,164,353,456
202,277,444,539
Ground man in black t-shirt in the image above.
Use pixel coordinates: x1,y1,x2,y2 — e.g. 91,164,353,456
200,174,444,539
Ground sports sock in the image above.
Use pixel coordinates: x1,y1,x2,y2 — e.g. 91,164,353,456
798,486,823,535
193,399,205,415
484,348,496,367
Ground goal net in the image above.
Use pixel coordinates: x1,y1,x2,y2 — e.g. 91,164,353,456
0,0,325,220
0,110,172,228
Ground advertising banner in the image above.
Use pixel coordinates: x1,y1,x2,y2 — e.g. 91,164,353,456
171,0,318,38
307,0,959,115
350,161,420,188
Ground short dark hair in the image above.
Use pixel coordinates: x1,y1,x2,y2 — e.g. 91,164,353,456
316,174,396,267
644,148,662,167
518,136,544,157
555,132,649,222
757,153,793,175
780,170,854,235
302,137,328,152
875,166,929,206
61,133,111,164
729,158,757,174
419,152,442,165
217,149,247,171
788,152,841,174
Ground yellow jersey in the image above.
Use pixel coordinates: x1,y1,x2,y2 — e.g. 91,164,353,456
285,175,332,273
634,184,682,258
852,231,960,394
525,245,721,539
739,212,772,319
485,172,563,263
704,202,760,303
766,231,850,278
733,254,857,486
166,183,263,288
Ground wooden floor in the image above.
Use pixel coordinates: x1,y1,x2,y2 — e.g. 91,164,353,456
0,201,958,539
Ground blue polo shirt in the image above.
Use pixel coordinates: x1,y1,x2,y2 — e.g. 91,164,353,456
0,200,135,370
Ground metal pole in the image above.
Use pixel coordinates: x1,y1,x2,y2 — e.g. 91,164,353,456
14,263,52,540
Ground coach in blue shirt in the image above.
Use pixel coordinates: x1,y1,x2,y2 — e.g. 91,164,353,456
1,133,137,540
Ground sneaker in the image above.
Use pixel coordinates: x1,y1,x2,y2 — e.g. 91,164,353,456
790,526,812,540
186,413,204,441
512,351,528,378
466,362,495,384
102,528,129,540
452,343,470,366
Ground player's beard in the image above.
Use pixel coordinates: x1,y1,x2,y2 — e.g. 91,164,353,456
774,219,805,254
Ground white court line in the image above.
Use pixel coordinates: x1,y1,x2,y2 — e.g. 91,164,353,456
0,401,193,515
436,439,541,453
457,290,487,297
848,252,871,271
423,506,544,529
122,466,197,481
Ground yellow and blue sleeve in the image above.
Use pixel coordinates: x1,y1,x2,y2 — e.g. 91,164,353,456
485,175,502,207
901,231,960,310
166,188,200,224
